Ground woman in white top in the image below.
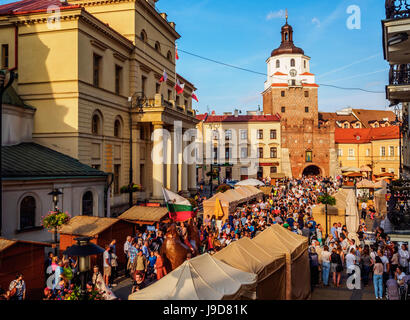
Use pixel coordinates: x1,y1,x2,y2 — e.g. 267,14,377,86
92,266,117,300
399,244,409,273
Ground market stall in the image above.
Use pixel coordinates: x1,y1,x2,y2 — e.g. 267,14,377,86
214,237,286,300
128,253,257,300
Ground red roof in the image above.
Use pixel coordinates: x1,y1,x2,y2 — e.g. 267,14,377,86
0,0,80,15
196,114,208,121
205,114,280,123
335,126,400,144
300,72,315,76
273,72,287,76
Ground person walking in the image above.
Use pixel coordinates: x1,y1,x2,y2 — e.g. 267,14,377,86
309,247,320,290
360,246,372,287
330,248,343,287
373,256,384,300
398,243,409,274
8,273,26,300
154,251,167,280
103,244,112,287
361,201,367,221
321,245,331,287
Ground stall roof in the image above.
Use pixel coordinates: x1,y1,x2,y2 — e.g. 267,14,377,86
128,253,257,300
59,216,119,237
0,237,52,252
118,206,168,223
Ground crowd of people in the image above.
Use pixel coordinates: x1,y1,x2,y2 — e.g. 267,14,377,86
2,176,409,301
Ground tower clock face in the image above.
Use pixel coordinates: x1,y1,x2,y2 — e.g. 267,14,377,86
289,69,297,77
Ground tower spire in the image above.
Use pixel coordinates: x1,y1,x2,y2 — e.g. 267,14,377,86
285,8,288,24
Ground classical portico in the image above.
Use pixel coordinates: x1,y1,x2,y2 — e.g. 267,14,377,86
131,94,199,201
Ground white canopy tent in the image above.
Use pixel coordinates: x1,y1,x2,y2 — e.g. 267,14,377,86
128,253,257,300
236,179,265,187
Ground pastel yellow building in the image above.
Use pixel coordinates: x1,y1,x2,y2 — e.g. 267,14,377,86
335,127,401,178
196,111,284,183
0,0,198,214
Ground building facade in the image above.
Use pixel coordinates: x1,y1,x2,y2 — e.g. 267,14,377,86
262,17,337,178
335,127,401,179
382,1,410,179
196,111,282,183
0,0,198,215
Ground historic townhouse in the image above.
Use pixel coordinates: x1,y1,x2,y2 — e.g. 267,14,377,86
0,0,198,217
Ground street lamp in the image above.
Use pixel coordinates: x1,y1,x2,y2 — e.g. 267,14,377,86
128,92,147,208
0,69,16,236
64,237,105,298
322,178,331,240
48,189,63,255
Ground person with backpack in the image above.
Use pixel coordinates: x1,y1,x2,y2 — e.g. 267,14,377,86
8,273,26,300
309,247,320,290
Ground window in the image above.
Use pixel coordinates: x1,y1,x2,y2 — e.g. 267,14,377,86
355,123,361,128
241,147,248,158
225,147,231,160
276,60,280,68
366,149,370,157
281,91,285,97
176,95,180,106
270,147,277,158
304,91,309,98
154,41,161,53
290,59,295,67
20,196,36,230
1,44,8,68
304,60,306,68
212,130,219,140
140,29,147,42
305,107,309,113
92,114,101,135
168,89,172,101
167,51,172,62
114,164,121,195
141,76,147,95
82,191,93,216
225,130,232,141
270,130,277,139
380,146,386,157
93,54,102,87
306,151,312,163
344,123,349,128
115,65,122,95
258,147,264,159
389,146,395,157
348,148,355,160
114,119,121,138
281,106,286,113
91,164,101,170
270,166,277,174
381,168,386,173
338,149,343,157
184,99,188,107
257,130,263,139
156,82,160,94
291,79,296,86
285,33,288,41
213,147,218,161
240,130,248,140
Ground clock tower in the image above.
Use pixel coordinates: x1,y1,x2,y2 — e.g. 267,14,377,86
262,15,336,178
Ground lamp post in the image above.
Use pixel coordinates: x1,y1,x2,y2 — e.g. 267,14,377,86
322,179,331,240
0,69,16,236
48,188,63,255
128,92,147,208
63,237,104,299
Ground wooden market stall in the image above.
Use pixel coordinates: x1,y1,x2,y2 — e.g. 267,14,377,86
59,216,134,270
118,206,169,226
0,238,51,300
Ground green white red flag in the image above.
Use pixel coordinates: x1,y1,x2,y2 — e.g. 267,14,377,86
162,188,195,222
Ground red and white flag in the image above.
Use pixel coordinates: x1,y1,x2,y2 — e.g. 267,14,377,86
192,92,199,102
175,44,179,60
175,79,185,94
159,69,168,83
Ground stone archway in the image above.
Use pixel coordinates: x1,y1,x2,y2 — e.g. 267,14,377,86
302,165,321,177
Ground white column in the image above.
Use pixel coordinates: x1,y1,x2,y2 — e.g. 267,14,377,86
181,136,188,194
152,123,165,200
188,136,197,194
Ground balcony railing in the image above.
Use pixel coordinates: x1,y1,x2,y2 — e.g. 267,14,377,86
386,0,410,19
389,64,410,85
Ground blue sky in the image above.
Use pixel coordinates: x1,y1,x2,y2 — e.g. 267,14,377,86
0,0,390,114
156,0,390,114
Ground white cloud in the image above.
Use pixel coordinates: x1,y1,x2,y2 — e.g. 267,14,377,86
266,10,286,21
312,17,321,27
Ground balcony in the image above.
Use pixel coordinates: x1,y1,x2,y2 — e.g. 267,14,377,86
386,0,410,20
386,64,410,102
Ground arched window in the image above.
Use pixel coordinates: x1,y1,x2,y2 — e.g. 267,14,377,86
290,59,295,67
167,51,173,62
82,191,93,216
155,41,161,53
92,111,102,135
20,196,36,230
140,29,147,43
285,33,288,41
276,60,280,68
114,118,122,138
